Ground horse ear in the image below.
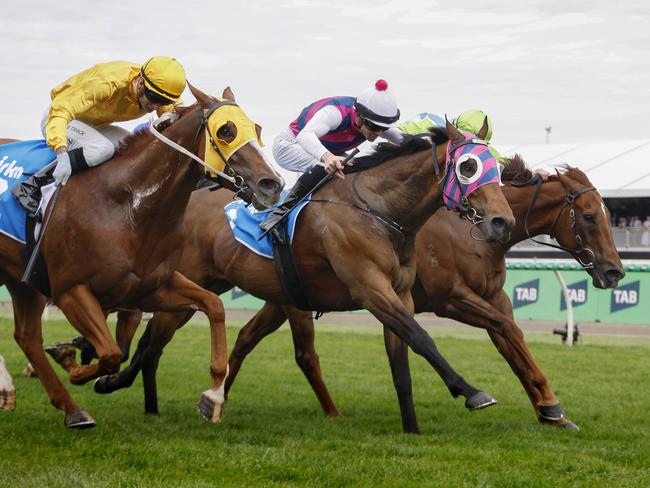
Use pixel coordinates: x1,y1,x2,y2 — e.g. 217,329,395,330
188,82,213,108
555,168,570,188
222,86,236,101
255,123,263,143
445,115,464,143
477,116,489,140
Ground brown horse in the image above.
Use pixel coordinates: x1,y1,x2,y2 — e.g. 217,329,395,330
0,85,283,428
92,122,516,425
220,157,624,432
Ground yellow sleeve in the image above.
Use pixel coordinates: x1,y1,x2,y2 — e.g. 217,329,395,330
45,81,115,151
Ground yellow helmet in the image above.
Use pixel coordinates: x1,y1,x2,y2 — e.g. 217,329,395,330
140,56,186,103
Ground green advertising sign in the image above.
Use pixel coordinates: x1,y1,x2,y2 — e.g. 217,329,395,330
505,261,649,325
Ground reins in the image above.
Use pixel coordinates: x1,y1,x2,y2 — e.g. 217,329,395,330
522,176,597,268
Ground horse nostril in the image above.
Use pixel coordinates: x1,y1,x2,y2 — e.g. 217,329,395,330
491,217,506,231
606,268,625,282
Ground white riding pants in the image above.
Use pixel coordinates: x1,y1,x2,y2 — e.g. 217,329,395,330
41,107,131,166
272,129,323,173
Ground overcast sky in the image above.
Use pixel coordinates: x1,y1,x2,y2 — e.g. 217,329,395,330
2,0,649,154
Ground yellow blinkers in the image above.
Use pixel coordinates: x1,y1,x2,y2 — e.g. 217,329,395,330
203,101,263,174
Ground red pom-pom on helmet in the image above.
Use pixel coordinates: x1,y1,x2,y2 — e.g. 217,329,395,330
375,79,388,91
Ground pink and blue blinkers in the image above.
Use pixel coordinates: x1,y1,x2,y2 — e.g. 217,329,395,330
442,134,501,210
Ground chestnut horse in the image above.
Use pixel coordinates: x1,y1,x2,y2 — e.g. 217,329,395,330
220,157,624,432
0,85,283,428
92,122,516,426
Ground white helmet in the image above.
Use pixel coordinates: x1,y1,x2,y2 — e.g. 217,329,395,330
355,79,400,128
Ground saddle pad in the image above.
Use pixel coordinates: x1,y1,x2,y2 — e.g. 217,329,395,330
224,193,311,259
0,140,56,243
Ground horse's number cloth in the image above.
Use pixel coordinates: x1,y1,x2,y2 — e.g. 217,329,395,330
0,140,56,243
224,193,311,259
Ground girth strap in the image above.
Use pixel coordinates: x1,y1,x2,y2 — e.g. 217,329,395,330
270,223,312,311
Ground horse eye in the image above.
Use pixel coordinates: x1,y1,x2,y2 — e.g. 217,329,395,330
460,161,475,174
583,214,595,224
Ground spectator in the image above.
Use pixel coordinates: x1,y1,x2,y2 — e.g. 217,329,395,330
642,216,650,247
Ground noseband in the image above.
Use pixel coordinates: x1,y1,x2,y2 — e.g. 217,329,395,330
522,175,597,268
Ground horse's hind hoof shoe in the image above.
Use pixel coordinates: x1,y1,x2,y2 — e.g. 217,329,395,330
465,391,498,410
197,391,224,423
44,342,77,366
0,389,16,411
64,408,96,429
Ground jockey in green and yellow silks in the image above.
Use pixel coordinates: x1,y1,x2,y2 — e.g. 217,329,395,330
398,109,506,165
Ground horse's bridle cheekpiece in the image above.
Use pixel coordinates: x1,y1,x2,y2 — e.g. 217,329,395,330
149,100,263,199
523,175,598,269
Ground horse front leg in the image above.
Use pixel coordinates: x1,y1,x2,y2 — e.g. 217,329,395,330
10,283,96,428
443,288,577,429
226,301,288,397
343,270,496,418
383,325,419,434
285,306,341,417
138,271,227,423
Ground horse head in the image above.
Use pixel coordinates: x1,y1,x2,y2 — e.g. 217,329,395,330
444,117,515,244
189,84,284,209
553,168,624,288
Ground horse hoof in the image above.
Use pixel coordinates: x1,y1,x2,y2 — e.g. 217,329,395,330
197,390,224,423
0,389,16,411
465,391,498,410
45,342,77,367
559,420,580,431
94,376,112,394
64,409,96,429
23,362,38,378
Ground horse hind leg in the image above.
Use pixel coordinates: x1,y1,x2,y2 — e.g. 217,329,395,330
54,285,122,385
0,355,16,411
9,283,95,428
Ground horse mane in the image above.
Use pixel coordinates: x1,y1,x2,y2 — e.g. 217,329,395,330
113,104,198,158
347,127,449,174
501,154,592,187
500,154,532,183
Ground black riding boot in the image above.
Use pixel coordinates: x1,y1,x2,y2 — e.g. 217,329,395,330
259,164,328,233
13,172,53,219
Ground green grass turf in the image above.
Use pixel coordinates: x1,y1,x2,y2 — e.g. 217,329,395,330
1,315,649,487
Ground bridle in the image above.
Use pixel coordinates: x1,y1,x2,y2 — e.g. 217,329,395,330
195,100,250,199
520,175,597,269
149,101,251,200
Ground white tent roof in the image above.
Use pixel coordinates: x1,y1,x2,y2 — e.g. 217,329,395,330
497,139,650,198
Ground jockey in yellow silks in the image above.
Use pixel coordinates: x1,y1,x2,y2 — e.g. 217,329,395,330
16,56,186,217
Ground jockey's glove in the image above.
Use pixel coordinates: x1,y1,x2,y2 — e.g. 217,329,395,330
53,151,72,186
154,111,178,131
